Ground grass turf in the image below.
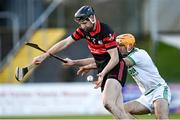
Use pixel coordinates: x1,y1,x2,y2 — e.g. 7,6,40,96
1,114,180,120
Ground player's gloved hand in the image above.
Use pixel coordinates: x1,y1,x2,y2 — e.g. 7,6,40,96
32,53,49,65
94,72,104,89
63,58,75,66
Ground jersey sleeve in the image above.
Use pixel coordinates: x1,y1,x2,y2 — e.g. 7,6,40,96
127,49,141,65
103,33,117,50
71,28,85,41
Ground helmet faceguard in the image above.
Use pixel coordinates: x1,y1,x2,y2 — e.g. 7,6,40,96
74,6,95,23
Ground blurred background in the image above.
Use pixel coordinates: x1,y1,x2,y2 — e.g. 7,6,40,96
0,0,180,119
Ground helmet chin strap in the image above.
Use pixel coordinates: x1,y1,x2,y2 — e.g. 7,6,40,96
88,15,96,24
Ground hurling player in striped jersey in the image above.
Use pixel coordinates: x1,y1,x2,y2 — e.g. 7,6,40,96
32,6,129,119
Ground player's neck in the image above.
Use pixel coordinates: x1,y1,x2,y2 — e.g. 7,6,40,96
93,22,96,31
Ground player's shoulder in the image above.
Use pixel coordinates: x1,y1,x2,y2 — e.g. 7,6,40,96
127,48,149,64
100,22,114,33
132,47,148,54
138,48,150,56
128,47,139,56
128,47,149,58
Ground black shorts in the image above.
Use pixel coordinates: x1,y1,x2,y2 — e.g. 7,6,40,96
100,59,127,92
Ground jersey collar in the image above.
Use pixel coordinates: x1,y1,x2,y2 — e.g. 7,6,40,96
89,20,101,36
128,47,137,55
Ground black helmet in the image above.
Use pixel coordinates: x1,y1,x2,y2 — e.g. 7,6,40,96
74,6,95,22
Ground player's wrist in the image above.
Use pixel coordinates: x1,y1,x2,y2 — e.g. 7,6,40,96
87,64,95,69
100,70,106,78
39,53,49,61
73,60,81,65
71,60,76,65
44,52,50,58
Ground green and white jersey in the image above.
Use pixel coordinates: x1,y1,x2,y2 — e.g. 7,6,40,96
127,48,167,95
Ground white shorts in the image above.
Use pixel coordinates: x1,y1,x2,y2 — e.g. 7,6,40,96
135,85,171,112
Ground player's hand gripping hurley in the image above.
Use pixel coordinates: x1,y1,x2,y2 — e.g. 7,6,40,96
15,43,67,81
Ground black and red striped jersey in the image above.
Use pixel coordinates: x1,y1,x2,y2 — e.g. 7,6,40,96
71,20,123,72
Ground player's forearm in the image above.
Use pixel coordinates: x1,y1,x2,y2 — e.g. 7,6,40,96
38,36,74,60
101,56,119,76
47,39,70,55
73,57,95,66
101,48,119,76
38,42,66,60
86,62,97,69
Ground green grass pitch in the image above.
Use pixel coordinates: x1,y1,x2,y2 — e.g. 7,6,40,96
1,114,180,120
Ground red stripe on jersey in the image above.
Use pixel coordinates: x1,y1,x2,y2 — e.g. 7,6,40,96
77,28,84,37
88,45,107,54
118,61,124,81
104,41,117,49
87,40,104,48
90,20,101,36
87,40,107,54
103,33,116,42
72,32,81,40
